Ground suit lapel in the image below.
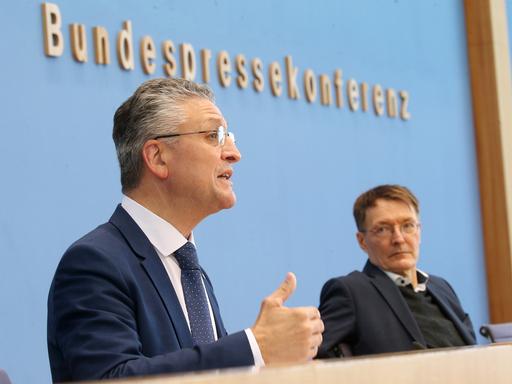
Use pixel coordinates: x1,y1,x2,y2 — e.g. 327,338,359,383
364,261,426,345
427,282,474,344
109,205,193,348
140,255,193,348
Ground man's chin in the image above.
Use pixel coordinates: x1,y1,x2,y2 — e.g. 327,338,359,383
218,192,237,210
390,261,416,274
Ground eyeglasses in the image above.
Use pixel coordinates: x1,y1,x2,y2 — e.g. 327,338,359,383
362,222,421,239
153,126,235,147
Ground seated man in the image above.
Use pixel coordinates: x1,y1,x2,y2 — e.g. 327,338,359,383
318,184,475,358
47,78,323,382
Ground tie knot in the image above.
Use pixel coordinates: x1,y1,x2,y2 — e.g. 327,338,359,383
174,242,200,270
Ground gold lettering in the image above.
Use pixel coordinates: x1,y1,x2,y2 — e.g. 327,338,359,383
373,84,384,116
235,54,248,89
269,62,282,97
347,79,359,111
386,88,397,118
116,21,134,70
320,74,332,106
217,51,231,87
180,43,196,81
140,36,156,75
360,82,369,112
304,69,317,103
41,3,64,57
251,58,264,92
334,69,343,108
69,23,87,62
162,40,176,77
400,90,411,120
201,49,212,83
285,56,299,100
93,26,110,65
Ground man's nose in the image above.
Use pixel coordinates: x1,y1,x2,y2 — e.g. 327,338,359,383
221,137,242,163
391,226,406,243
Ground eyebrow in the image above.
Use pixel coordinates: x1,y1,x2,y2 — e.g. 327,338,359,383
373,217,417,226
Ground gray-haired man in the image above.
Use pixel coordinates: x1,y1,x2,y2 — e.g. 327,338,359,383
48,78,323,382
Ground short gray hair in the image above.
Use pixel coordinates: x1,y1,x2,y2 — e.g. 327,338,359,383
113,78,214,192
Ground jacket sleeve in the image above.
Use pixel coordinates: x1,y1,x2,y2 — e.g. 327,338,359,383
317,277,357,358
48,243,254,381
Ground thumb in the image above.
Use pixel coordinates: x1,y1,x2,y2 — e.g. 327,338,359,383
268,272,297,306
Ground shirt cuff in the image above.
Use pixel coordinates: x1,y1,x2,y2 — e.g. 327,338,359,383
244,328,265,367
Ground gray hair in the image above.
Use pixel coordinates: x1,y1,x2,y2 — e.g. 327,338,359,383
113,78,214,192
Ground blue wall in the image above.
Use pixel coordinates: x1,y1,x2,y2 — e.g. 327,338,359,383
0,1,488,382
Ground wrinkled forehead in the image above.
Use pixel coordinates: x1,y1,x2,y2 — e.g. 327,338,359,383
365,198,419,226
181,97,227,129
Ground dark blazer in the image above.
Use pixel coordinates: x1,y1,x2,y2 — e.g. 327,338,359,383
318,261,476,358
47,205,253,382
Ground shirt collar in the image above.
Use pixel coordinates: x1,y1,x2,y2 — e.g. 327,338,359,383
383,269,429,292
121,195,195,256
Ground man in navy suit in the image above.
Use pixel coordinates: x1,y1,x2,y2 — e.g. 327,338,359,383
47,78,324,382
318,185,475,358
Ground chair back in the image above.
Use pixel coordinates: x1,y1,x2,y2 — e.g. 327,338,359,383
479,322,512,343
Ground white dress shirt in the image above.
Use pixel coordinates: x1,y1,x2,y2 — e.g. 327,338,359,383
384,269,429,292
121,196,264,366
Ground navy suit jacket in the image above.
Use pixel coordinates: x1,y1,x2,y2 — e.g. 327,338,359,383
47,205,253,382
318,261,476,358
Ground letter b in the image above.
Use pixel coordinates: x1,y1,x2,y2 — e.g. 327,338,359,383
42,3,64,57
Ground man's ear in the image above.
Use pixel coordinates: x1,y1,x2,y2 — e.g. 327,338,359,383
356,231,368,252
141,139,170,180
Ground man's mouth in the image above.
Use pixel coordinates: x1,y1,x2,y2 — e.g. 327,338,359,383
390,250,410,256
217,169,233,180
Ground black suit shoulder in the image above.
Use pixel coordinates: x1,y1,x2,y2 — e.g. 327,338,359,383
52,222,136,297
320,270,378,309
64,222,127,259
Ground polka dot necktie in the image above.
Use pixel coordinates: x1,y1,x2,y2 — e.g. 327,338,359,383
173,242,215,345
